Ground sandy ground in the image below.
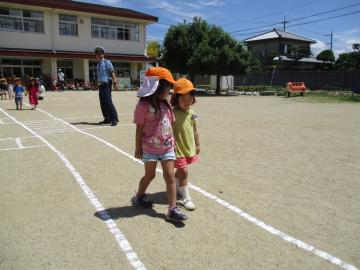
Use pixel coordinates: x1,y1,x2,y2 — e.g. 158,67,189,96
0,91,359,270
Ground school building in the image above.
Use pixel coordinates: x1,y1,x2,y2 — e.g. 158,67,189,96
0,0,158,87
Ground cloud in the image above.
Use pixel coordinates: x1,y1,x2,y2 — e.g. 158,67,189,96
201,0,224,6
310,28,360,58
311,39,328,56
144,0,207,22
101,0,121,5
333,28,360,55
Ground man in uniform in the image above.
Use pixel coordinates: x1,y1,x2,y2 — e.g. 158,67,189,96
95,46,119,126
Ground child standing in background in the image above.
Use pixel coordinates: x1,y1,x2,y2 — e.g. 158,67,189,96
27,78,39,109
171,78,200,210
13,78,25,111
7,78,14,100
133,67,187,223
0,78,7,100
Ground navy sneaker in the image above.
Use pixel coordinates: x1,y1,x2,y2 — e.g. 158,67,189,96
166,207,188,222
133,194,153,208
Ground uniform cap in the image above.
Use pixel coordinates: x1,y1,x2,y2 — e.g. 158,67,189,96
94,46,105,54
174,78,195,94
145,67,176,84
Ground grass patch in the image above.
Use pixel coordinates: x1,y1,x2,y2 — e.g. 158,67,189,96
294,90,360,103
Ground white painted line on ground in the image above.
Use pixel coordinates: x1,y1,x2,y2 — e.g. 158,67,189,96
0,118,4,124
0,124,135,141
30,105,358,270
0,145,45,151
0,107,146,270
44,97,69,100
15,137,24,148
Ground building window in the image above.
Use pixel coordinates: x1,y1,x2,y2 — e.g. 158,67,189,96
59,14,78,36
0,58,42,77
91,18,139,41
0,7,44,33
113,62,131,78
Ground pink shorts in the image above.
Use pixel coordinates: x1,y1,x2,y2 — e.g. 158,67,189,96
175,155,199,169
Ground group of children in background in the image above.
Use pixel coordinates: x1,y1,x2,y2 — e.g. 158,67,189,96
0,77,45,110
133,67,200,223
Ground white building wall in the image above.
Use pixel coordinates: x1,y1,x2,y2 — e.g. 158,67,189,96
0,2,148,55
0,4,52,49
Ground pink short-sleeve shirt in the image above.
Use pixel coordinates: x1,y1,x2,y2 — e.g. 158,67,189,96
134,100,175,155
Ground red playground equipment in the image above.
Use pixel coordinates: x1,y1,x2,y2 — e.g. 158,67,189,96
286,82,306,97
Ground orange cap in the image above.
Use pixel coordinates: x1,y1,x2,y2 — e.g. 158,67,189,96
145,67,176,84
174,78,195,94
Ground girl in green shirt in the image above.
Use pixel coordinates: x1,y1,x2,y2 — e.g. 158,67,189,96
171,78,200,210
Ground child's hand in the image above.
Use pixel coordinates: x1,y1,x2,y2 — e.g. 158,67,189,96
135,148,143,159
196,145,200,155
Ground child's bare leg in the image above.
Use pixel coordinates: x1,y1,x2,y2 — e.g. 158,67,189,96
161,159,176,209
175,167,188,187
137,161,157,196
133,161,157,208
162,159,188,221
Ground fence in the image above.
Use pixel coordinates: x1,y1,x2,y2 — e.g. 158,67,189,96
234,71,360,90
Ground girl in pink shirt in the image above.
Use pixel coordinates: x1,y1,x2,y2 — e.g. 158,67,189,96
133,67,187,223
27,78,39,109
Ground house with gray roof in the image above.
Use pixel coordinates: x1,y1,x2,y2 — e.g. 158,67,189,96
243,28,328,68
243,29,316,58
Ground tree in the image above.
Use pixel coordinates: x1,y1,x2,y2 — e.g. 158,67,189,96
352,43,360,52
316,49,335,62
162,17,250,95
162,17,208,75
335,52,360,70
288,47,309,62
147,41,161,58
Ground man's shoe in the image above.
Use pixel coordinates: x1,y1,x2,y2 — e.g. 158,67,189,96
98,119,111,125
166,207,188,222
111,120,119,126
132,194,153,208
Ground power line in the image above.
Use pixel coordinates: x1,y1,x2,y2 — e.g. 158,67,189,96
220,0,324,27
229,22,282,34
287,10,360,28
232,10,360,39
229,3,360,34
288,3,360,22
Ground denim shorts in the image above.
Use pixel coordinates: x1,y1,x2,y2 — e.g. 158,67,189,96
142,150,176,162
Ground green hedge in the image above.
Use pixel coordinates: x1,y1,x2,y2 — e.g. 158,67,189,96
234,85,286,92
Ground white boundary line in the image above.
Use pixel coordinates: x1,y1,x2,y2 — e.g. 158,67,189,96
0,118,4,124
0,124,135,142
0,107,146,270
15,137,24,148
0,145,45,151
29,105,358,270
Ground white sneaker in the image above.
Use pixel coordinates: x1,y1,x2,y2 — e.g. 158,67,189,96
181,199,196,210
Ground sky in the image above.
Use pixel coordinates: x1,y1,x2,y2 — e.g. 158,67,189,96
82,0,360,57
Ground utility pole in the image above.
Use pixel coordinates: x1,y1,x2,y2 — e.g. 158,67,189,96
325,31,333,51
282,16,289,31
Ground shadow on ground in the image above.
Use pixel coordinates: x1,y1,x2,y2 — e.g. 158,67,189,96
71,121,101,126
94,192,185,228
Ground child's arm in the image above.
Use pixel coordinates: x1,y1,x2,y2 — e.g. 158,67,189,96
193,121,200,154
135,124,144,159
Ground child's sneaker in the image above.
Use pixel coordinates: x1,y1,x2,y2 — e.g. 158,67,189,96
166,207,188,222
177,185,196,210
181,198,196,210
132,194,153,208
